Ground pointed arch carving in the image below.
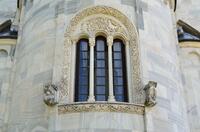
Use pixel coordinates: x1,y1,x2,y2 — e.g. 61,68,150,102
61,6,144,104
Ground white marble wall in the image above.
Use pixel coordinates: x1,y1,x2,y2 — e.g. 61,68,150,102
5,0,192,132
0,0,17,24
0,1,17,131
57,112,144,132
8,0,141,131
139,0,189,132
179,47,200,132
0,45,13,132
176,0,200,31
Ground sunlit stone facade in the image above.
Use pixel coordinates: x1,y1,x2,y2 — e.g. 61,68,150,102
0,0,199,132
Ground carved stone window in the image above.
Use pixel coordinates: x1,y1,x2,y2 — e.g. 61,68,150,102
74,36,128,102
61,6,143,105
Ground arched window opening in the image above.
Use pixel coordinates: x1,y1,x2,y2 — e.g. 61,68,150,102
112,39,128,102
62,6,141,105
94,36,109,101
75,39,90,102
0,49,8,58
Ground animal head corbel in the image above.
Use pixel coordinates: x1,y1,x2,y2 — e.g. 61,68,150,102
43,83,59,106
144,81,157,107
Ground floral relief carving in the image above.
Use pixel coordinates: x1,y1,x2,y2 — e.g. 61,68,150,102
60,38,72,102
58,103,144,115
58,77,68,102
63,6,144,105
80,17,128,36
65,6,137,38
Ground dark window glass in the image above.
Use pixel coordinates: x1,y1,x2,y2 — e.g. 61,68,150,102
79,68,88,76
113,60,122,68
113,69,123,76
96,52,105,59
115,95,124,102
96,77,106,85
79,95,88,101
80,52,88,59
113,53,122,59
79,76,89,85
80,41,88,51
80,60,88,67
114,77,123,85
96,60,105,68
94,36,108,101
96,69,105,76
96,95,106,101
112,39,128,102
79,85,89,94
96,86,106,94
75,39,89,102
113,43,121,51
114,86,124,94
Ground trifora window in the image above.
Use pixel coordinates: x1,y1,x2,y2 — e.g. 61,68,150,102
75,36,128,102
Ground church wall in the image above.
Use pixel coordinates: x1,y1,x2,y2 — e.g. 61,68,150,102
176,0,200,31
8,0,143,132
6,0,193,132
56,112,144,132
0,45,13,131
0,1,17,131
179,46,200,132
138,0,190,132
0,0,17,24
8,1,56,131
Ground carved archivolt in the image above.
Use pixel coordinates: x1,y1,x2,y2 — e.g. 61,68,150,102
64,6,137,38
62,6,143,104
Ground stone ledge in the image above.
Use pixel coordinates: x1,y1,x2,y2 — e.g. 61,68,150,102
58,102,145,115
0,38,17,45
179,41,200,48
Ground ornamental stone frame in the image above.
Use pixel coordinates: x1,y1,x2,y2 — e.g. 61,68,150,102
61,6,144,105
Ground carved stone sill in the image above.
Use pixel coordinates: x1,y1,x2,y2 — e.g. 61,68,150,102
58,102,145,115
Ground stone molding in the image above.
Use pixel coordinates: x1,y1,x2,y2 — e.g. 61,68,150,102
58,102,144,115
62,6,144,104
179,41,200,48
0,39,17,45
107,36,113,46
89,37,95,47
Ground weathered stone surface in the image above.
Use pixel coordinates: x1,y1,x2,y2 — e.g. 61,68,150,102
0,0,199,132
121,0,136,7
0,0,17,24
33,69,53,84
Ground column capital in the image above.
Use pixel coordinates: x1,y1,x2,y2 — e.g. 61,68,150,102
65,37,72,45
89,37,95,47
107,36,113,46
71,39,78,45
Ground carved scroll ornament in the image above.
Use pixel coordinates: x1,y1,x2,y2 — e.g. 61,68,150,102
59,103,144,115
